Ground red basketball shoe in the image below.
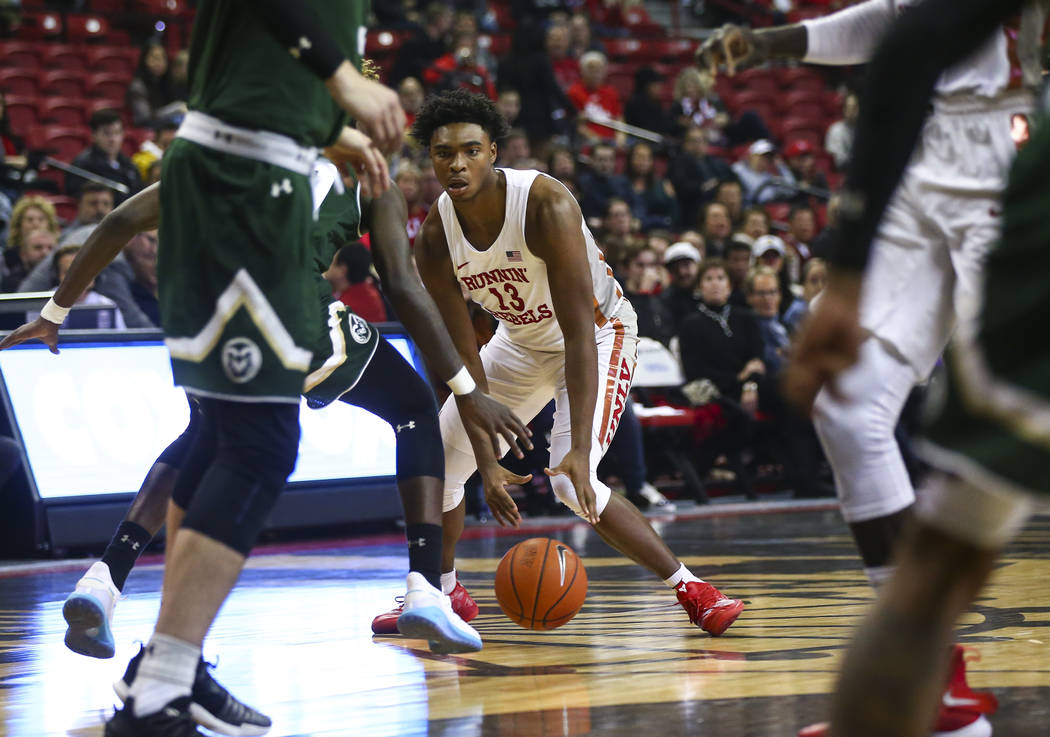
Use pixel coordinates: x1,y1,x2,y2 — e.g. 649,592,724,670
371,581,479,635
797,645,997,737
675,581,745,636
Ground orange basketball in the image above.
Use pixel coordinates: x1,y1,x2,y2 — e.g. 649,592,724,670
494,537,587,630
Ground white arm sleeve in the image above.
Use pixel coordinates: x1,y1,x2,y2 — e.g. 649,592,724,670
802,0,897,65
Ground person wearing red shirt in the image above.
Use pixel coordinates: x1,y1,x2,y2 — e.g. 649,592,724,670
545,23,580,90
566,51,625,145
324,242,389,323
395,163,428,246
423,32,496,100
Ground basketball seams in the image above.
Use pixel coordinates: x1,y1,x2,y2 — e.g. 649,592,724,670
541,547,581,625
507,542,526,624
530,538,554,629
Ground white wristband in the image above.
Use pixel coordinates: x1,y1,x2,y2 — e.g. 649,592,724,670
447,366,476,396
40,298,71,325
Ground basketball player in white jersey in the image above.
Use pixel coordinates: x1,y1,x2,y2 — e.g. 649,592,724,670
372,89,745,638
700,3,1048,735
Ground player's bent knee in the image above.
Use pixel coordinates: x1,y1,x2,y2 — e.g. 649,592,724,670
549,474,612,520
443,485,465,514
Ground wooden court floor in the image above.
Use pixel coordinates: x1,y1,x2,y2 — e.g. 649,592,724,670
0,502,1047,736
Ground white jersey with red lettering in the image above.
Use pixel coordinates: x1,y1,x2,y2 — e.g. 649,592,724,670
436,167,624,352
803,0,1048,98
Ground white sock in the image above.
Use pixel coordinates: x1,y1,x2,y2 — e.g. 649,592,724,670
440,570,457,595
663,563,704,588
129,633,199,717
865,565,895,589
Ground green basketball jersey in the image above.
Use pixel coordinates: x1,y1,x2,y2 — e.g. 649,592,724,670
186,0,367,147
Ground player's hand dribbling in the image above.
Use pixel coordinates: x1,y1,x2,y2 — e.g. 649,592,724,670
478,460,530,528
326,62,406,154
782,273,865,413
546,448,599,525
456,390,533,460
696,24,768,76
0,318,60,354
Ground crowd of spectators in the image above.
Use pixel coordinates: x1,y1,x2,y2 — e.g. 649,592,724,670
0,0,855,504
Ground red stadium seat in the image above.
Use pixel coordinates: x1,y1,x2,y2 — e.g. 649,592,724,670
651,38,696,64
40,69,88,98
16,11,63,41
726,88,776,115
730,67,776,90
39,44,85,70
764,202,791,223
37,125,90,162
779,120,824,148
42,194,78,223
785,101,826,122
82,46,137,78
0,68,40,96
3,95,40,130
783,89,825,109
67,14,111,43
365,30,412,55
40,97,90,127
604,38,650,63
776,67,825,89
85,97,126,121
0,41,42,70
85,72,128,100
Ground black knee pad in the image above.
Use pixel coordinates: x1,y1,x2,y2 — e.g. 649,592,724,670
340,338,444,480
180,399,300,556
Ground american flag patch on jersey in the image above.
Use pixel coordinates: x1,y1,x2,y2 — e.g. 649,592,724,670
506,250,523,262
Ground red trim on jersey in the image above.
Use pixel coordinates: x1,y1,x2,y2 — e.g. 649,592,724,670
598,318,627,448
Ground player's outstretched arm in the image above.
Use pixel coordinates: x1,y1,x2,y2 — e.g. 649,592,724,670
783,0,1028,412
0,183,160,354
697,0,895,75
525,178,602,525
371,196,533,460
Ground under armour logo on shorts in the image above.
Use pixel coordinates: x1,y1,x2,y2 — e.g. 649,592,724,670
271,178,293,198
222,337,263,384
397,421,416,433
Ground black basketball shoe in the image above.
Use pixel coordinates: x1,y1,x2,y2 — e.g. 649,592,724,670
105,696,201,737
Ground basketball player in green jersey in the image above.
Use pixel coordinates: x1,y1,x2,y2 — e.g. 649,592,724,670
30,3,408,735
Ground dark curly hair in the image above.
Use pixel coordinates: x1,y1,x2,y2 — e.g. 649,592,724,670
410,89,511,147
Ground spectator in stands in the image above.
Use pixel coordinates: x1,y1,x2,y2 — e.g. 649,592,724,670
801,256,827,303
747,266,790,375
546,145,578,196
678,229,706,255
700,201,733,258
170,49,190,101
5,195,59,257
131,118,179,182
646,229,673,260
423,31,497,99
126,40,179,127
325,242,388,323
577,141,635,224
725,237,753,309
715,178,744,229
625,141,678,231
498,129,530,166
67,110,143,204
391,2,453,84
620,245,674,345
43,244,127,328
3,228,55,292
452,10,496,72
567,51,626,145
785,203,817,265
601,197,639,243
0,91,26,203
670,67,728,140
741,205,771,240
419,161,444,207
496,89,522,128
546,23,579,91
569,13,604,57
732,139,796,205
395,163,427,246
498,19,576,144
668,126,732,226
398,77,426,130
678,258,764,497
123,230,160,326
61,183,113,243
825,92,859,170
624,67,674,138
752,234,804,322
784,139,829,199
660,241,703,330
